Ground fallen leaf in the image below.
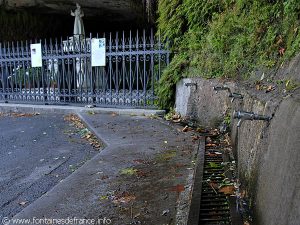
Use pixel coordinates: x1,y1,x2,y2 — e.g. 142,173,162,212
218,185,235,195
133,159,147,164
87,111,95,115
101,175,109,180
206,137,212,143
209,130,220,136
192,136,200,141
196,128,208,133
156,151,176,161
256,84,262,90
111,112,118,117
206,143,217,147
260,73,265,81
113,196,135,204
169,184,185,193
174,163,185,168
120,168,138,176
173,118,181,123
209,181,219,189
112,192,136,204
266,85,275,93
137,170,148,178
182,125,193,132
207,162,221,168
134,213,140,219
182,126,188,132
99,195,108,200
279,47,285,56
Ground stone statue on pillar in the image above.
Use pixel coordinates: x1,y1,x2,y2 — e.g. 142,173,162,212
71,3,85,37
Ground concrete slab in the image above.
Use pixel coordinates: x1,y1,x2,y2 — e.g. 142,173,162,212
9,112,201,225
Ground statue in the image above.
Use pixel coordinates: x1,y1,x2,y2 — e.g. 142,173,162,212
71,3,85,37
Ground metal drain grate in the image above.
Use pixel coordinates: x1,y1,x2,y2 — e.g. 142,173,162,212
198,144,231,225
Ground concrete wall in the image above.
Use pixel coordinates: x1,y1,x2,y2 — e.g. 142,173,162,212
175,77,300,225
175,78,237,127
254,97,300,225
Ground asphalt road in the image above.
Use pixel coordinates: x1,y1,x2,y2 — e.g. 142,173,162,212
0,113,98,220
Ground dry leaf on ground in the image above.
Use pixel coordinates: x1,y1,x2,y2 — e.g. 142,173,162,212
112,192,136,204
169,184,185,193
218,185,235,195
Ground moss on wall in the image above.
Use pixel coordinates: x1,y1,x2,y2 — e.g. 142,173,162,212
156,0,300,109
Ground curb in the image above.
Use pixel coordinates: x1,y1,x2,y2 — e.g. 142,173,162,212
0,103,165,116
186,137,206,225
76,112,110,147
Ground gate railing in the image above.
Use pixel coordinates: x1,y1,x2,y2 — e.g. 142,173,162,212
0,29,170,108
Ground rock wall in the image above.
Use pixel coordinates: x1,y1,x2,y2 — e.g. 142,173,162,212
1,0,143,21
0,0,148,40
175,76,300,224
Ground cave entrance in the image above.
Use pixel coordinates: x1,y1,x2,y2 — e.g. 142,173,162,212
0,0,156,41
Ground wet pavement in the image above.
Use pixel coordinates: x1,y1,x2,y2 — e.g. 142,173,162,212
11,112,199,225
0,113,98,221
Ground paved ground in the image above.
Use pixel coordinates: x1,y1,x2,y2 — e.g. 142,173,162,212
10,112,199,225
0,113,99,221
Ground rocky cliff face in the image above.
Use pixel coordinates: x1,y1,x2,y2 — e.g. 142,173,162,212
1,0,144,22
0,0,149,40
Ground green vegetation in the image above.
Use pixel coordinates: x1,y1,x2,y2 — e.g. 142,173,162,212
224,113,231,127
284,79,300,91
120,168,138,176
156,150,177,162
156,0,300,109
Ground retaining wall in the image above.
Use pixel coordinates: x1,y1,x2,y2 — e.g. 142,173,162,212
175,77,300,225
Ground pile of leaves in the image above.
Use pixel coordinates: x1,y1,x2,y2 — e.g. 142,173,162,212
10,112,40,117
64,114,102,150
0,112,40,117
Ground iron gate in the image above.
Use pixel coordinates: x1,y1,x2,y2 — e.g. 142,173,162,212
0,30,169,108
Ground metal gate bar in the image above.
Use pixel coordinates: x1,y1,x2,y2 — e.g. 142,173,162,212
0,29,169,108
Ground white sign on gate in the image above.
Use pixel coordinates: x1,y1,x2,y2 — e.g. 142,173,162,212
91,38,106,67
30,43,42,68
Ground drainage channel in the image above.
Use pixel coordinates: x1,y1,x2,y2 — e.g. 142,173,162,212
199,145,231,224
188,133,243,225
